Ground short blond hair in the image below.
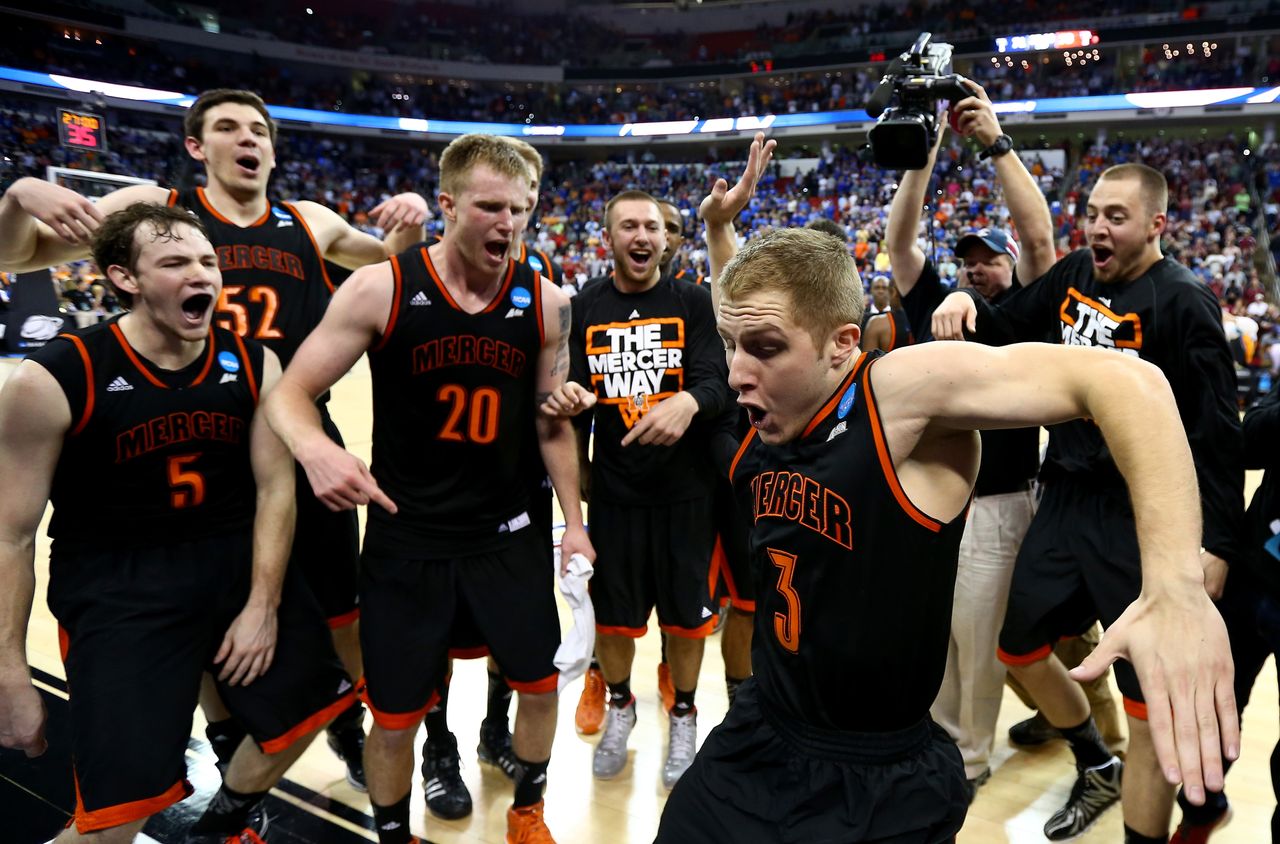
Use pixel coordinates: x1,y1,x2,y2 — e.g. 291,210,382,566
1097,162,1169,216
720,228,864,344
502,137,543,183
439,134,529,196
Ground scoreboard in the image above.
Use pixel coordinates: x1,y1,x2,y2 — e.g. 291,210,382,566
57,109,107,152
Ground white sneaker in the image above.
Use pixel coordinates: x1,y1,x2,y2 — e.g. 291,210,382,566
592,698,637,779
662,709,697,789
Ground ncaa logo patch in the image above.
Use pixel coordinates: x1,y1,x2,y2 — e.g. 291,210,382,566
528,255,544,273
270,206,292,221
218,351,241,373
836,382,858,420
510,286,532,309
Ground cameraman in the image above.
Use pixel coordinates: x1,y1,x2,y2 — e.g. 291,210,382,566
884,80,1072,802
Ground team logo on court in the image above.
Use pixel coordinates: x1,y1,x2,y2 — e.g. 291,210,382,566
528,255,544,273
585,317,685,429
218,351,241,372
836,382,858,419
1058,288,1142,356
510,286,533,309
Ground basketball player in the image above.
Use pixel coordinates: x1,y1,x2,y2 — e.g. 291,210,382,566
658,199,703,285
541,189,733,789
263,134,593,844
882,87,1070,799
0,88,427,789
0,203,352,842
932,162,1246,841
647,157,1238,838
416,136,559,821
859,276,913,353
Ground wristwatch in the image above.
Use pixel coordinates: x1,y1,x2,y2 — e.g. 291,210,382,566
979,134,1014,160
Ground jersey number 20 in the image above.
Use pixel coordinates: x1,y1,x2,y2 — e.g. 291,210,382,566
437,385,500,444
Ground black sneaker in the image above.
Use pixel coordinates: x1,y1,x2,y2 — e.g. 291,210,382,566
185,805,269,843
422,733,473,820
1043,756,1123,841
1009,711,1061,746
477,717,518,780
964,768,991,804
326,719,367,792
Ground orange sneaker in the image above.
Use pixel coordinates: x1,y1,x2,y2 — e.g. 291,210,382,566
657,662,675,714
507,799,556,844
575,666,606,734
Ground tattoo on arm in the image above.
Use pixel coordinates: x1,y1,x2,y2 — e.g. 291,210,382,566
551,302,571,377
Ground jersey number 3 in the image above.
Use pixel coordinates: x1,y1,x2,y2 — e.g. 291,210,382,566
217,285,284,339
767,548,801,653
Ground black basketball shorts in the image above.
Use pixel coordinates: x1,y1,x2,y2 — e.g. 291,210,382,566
590,496,718,639
655,679,968,843
997,476,1147,715
358,523,561,730
292,411,360,628
711,478,755,612
48,531,353,833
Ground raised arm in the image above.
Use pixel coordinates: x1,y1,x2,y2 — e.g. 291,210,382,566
264,262,396,513
951,81,1056,282
295,197,428,271
535,280,595,572
874,339,1237,801
699,131,776,311
885,126,947,298
0,361,71,757
214,349,294,687
0,180,168,272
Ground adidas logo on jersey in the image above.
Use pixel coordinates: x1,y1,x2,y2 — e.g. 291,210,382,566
700,606,713,619
220,372,238,384
338,678,353,694
410,291,432,306
505,308,524,318
107,376,133,392
275,219,293,228
629,309,640,319
827,421,848,442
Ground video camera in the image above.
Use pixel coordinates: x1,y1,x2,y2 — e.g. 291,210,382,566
866,33,973,170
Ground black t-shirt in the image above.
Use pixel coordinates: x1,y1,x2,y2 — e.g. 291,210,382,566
899,259,1040,496
32,321,262,550
364,246,544,557
1240,380,1280,595
728,352,967,731
967,248,1246,564
570,274,732,505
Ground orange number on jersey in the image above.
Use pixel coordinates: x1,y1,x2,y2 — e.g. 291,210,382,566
437,385,501,445
216,285,284,339
168,453,206,509
767,548,801,653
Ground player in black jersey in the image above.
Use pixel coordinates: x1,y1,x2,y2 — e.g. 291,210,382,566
543,190,733,790
0,88,427,790
0,204,351,841
861,275,914,352
932,161,1246,841
650,137,1239,843
658,199,704,286
264,134,593,844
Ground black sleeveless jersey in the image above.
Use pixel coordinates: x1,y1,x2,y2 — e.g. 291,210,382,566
31,320,263,551
364,245,545,557
728,352,967,732
169,187,334,369
516,241,563,287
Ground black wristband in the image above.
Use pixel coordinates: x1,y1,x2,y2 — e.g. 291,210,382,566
979,134,1014,160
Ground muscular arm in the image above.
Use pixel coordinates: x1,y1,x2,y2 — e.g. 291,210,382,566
699,132,776,312
295,199,426,271
536,281,594,568
862,315,892,353
0,361,71,755
0,180,168,272
885,131,946,298
264,263,395,512
874,340,1237,799
215,349,294,686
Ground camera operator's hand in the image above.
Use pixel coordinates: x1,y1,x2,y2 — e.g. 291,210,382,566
950,81,1002,149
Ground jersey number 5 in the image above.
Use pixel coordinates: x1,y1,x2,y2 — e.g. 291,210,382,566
767,548,801,653
168,453,206,508
437,385,501,444
217,285,284,340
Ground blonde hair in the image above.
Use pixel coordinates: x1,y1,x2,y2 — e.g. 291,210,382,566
1097,162,1169,216
502,137,543,183
720,228,864,343
439,134,530,196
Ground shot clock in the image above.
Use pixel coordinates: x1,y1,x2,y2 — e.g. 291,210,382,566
57,109,107,152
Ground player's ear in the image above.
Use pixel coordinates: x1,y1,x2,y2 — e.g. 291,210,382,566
106,265,139,298
184,135,206,163
438,191,456,225
829,322,860,367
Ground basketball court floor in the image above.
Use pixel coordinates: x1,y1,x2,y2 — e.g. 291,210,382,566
1,351,1275,843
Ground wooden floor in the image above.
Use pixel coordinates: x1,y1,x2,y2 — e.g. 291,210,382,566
6,351,1278,843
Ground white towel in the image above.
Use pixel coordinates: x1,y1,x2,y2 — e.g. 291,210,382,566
554,550,596,693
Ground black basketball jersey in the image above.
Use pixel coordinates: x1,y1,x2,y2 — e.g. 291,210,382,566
364,245,545,557
169,187,333,369
516,241,563,287
728,353,967,732
31,321,263,550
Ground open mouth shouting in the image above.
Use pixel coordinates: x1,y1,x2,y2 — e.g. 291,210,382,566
741,401,769,431
180,292,214,327
1090,244,1115,272
483,238,511,264
625,247,654,277
234,153,261,178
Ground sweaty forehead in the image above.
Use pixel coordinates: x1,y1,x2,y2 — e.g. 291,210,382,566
719,293,794,334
